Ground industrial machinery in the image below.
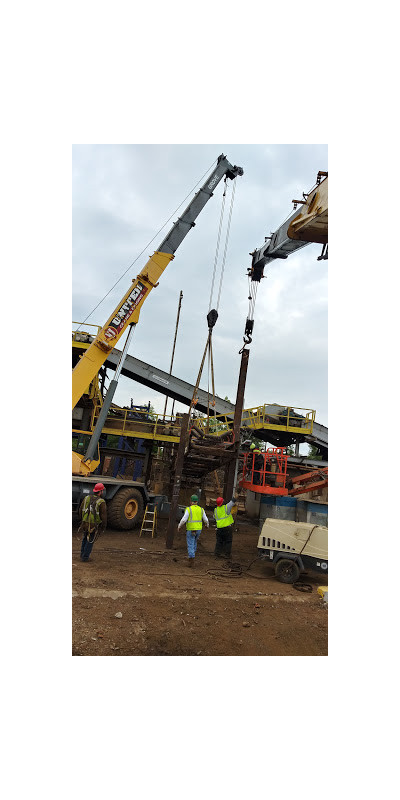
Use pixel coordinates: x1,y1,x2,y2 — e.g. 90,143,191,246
72,153,243,529
240,450,328,497
241,447,289,495
241,170,328,350
257,519,328,583
72,153,243,415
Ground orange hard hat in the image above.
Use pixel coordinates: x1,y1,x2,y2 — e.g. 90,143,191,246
216,497,224,506
93,483,105,493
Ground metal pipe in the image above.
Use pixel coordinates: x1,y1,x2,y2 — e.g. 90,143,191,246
163,290,183,420
223,348,250,499
165,413,189,549
83,324,136,463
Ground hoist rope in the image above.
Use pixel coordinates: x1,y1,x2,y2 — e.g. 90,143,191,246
216,177,237,311
247,271,259,321
187,331,212,427
208,180,227,313
206,335,216,431
189,174,239,431
75,157,218,332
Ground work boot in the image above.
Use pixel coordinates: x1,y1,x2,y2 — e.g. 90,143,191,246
188,558,194,568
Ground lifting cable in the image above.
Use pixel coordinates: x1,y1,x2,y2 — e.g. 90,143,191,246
239,269,260,354
188,177,238,432
75,157,219,332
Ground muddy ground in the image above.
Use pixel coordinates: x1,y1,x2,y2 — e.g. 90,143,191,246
72,515,328,656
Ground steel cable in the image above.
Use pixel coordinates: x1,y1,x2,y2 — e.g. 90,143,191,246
208,180,227,312
76,156,218,331
216,177,237,312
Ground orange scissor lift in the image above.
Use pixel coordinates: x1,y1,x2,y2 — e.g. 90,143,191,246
240,449,328,497
240,448,290,495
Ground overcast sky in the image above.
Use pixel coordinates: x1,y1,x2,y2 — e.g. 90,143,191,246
72,144,328,426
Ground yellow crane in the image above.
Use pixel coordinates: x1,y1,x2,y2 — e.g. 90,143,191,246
72,153,243,475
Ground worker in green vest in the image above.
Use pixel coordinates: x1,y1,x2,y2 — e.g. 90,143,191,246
78,482,107,562
213,494,237,558
177,494,209,567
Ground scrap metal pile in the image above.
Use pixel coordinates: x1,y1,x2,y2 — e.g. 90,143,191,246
179,423,236,486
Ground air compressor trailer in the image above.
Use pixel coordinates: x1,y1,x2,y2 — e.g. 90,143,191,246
257,519,328,583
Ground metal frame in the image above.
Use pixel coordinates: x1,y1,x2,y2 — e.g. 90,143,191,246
240,448,289,496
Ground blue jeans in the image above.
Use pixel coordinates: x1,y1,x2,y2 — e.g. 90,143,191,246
186,529,201,558
80,531,96,561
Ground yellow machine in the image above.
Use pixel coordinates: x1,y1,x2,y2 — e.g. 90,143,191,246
72,153,243,480
72,250,174,410
287,172,328,245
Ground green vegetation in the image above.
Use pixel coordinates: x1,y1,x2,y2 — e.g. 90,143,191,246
307,444,322,460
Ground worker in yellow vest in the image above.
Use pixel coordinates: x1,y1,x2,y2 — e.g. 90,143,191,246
177,494,209,567
213,494,236,558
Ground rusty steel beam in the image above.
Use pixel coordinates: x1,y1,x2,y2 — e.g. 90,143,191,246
165,413,189,549
223,348,250,499
289,478,328,497
291,467,328,484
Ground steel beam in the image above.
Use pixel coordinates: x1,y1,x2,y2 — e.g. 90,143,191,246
223,348,250,500
165,413,189,549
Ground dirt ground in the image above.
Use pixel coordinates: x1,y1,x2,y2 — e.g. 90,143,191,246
72,515,328,656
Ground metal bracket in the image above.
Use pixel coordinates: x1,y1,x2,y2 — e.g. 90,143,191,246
317,243,328,261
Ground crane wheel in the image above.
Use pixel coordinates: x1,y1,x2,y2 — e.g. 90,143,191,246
107,488,144,530
274,558,300,584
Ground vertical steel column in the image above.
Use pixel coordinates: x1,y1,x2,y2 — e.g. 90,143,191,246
163,290,183,420
143,445,152,487
223,348,250,500
83,324,136,464
165,413,189,549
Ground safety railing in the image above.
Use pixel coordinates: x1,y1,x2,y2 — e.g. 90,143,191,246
194,404,315,437
72,322,101,342
91,403,183,443
241,448,289,495
193,415,232,436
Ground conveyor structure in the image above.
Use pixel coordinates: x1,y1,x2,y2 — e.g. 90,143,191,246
72,333,328,459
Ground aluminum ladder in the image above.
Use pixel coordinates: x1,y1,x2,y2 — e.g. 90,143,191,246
139,504,157,538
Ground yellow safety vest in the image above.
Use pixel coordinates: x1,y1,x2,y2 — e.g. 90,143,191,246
214,504,234,528
185,505,203,531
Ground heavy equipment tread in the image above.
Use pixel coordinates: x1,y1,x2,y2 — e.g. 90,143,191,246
107,487,144,531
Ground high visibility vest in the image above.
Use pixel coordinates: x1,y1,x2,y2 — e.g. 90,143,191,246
214,504,234,528
185,505,203,531
82,495,105,529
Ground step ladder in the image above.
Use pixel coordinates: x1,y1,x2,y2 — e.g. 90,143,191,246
139,504,157,538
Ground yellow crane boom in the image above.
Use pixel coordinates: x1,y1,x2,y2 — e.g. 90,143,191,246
72,154,243,410
72,250,173,408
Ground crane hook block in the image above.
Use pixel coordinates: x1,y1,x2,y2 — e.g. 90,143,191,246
207,309,218,329
244,318,254,337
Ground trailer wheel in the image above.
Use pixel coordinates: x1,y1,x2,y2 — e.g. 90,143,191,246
107,488,144,531
275,558,300,584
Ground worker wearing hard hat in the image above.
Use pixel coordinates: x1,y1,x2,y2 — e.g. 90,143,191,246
250,442,263,485
213,494,237,559
78,483,107,562
177,494,209,567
